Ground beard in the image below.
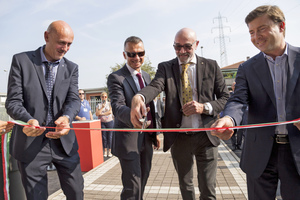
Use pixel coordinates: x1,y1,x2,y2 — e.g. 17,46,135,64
177,52,193,64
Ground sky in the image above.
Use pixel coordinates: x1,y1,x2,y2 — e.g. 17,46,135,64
0,0,300,93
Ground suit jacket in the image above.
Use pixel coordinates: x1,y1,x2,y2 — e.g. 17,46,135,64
139,55,229,152
223,44,300,178
107,65,157,160
5,47,81,163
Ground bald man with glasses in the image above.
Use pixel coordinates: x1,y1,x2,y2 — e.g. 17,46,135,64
131,28,229,200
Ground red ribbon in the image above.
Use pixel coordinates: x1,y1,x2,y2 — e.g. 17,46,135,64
7,118,300,133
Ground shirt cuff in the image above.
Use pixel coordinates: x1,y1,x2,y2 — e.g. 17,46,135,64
136,94,146,103
62,115,71,123
205,102,213,115
223,115,235,126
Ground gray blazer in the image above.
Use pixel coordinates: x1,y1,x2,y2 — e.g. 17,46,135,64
5,47,81,163
107,65,157,160
139,55,229,152
223,44,300,178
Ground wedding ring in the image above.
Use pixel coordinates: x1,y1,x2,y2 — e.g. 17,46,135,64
2,129,5,133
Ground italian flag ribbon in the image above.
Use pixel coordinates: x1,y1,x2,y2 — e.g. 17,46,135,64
1,131,11,200
8,118,300,132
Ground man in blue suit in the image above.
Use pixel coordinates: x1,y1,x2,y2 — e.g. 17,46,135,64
211,5,300,199
5,20,83,200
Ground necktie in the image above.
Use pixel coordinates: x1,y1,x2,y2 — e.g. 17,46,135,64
136,73,153,128
45,62,55,129
181,63,193,105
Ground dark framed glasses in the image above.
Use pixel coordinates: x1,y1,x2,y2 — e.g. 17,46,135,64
79,93,84,95
125,51,145,58
173,41,197,51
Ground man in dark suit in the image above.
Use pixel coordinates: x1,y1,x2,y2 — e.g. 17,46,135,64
211,5,300,199
5,20,84,200
131,28,229,200
107,36,160,200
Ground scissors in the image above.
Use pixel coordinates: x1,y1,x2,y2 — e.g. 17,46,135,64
140,115,148,134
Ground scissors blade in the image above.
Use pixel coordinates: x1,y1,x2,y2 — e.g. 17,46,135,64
139,115,148,134
142,115,148,130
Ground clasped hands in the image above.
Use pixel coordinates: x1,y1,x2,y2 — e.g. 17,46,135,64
23,116,70,139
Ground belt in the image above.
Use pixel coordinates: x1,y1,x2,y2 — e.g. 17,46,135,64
181,131,198,135
274,134,289,144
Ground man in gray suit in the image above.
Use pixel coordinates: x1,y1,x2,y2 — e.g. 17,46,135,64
5,20,84,200
107,36,160,200
211,5,300,199
131,28,229,200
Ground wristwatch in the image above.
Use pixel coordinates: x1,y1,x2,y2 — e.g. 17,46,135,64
203,103,210,115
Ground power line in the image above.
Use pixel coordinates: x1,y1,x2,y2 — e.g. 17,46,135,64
212,13,231,67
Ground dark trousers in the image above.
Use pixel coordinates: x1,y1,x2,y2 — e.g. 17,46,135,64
247,142,300,200
17,139,84,200
101,120,114,149
118,134,153,200
171,132,218,200
231,130,244,148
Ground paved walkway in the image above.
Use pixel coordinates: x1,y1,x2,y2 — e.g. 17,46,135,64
49,139,247,200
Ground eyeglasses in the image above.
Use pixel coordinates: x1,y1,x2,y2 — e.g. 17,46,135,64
125,51,145,58
79,93,84,95
102,96,107,98
173,41,197,51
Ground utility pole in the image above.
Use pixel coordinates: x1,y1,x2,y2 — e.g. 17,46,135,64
212,12,231,67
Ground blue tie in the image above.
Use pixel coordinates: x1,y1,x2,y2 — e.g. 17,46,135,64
45,62,55,130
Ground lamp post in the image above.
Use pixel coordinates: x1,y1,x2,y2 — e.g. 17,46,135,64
3,69,8,92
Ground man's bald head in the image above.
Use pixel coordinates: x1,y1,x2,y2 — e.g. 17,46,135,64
174,28,199,64
44,20,74,62
175,28,197,42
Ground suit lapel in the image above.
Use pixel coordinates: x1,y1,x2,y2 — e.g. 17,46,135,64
142,70,150,85
253,53,276,107
122,65,138,93
32,48,48,98
196,56,204,101
286,45,300,105
53,59,66,98
172,59,183,106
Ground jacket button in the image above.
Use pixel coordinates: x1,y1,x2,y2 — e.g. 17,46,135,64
42,122,46,126
176,124,180,128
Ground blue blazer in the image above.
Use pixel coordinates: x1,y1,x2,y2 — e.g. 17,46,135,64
5,47,81,163
223,44,300,178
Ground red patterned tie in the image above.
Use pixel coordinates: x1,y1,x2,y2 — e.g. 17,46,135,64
136,73,153,128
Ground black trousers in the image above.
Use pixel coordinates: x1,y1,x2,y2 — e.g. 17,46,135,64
17,139,84,200
118,133,154,200
247,142,300,200
171,132,218,200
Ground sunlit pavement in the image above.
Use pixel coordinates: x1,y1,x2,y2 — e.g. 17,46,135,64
49,134,248,200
